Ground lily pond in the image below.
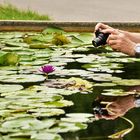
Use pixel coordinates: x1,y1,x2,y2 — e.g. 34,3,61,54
0,26,140,140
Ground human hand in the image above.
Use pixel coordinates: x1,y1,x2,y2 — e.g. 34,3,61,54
106,29,136,56
95,22,113,32
95,23,136,56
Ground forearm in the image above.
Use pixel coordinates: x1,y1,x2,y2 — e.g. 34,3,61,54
121,30,140,43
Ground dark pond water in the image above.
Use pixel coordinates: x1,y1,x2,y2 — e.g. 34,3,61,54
61,53,140,140
0,30,140,140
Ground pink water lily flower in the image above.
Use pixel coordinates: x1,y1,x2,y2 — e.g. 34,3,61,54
39,64,55,74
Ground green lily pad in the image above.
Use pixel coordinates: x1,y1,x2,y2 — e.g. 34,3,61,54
113,79,140,86
0,51,20,66
44,100,74,108
0,84,23,93
89,73,122,82
29,108,65,117
61,117,90,123
66,113,94,118
0,32,23,39
93,83,117,87
5,42,29,48
31,132,63,140
102,89,136,96
2,117,56,130
49,122,87,133
0,70,17,75
61,113,94,123
29,43,50,49
0,74,46,84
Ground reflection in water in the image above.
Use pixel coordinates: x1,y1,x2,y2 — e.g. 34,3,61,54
92,95,136,138
93,86,140,120
64,85,140,140
93,95,135,120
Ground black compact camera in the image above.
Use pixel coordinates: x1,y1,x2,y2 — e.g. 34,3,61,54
92,30,110,47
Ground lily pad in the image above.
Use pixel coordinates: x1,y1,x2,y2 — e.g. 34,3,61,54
28,108,65,117
61,117,91,123
31,132,63,140
2,117,56,130
0,84,23,93
113,79,140,86
93,83,117,87
102,89,136,96
49,122,87,133
89,73,122,82
0,74,46,84
66,113,94,118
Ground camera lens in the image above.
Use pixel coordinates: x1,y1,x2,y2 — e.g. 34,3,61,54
92,30,110,47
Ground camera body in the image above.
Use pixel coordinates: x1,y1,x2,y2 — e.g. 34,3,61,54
92,30,110,47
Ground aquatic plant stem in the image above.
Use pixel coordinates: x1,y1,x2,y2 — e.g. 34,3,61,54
106,103,134,139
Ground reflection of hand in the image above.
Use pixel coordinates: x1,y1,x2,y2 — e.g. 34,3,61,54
95,23,136,56
98,95,136,120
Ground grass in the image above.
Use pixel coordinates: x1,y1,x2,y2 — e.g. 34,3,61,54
0,4,50,20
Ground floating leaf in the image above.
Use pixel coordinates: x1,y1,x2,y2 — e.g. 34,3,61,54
61,117,90,123
44,100,74,108
49,122,87,133
89,73,121,82
102,89,136,96
93,83,117,87
0,74,45,84
28,108,65,117
113,79,140,86
31,132,63,140
29,43,50,49
66,113,94,118
0,84,23,93
5,42,29,48
0,51,20,66
61,113,94,123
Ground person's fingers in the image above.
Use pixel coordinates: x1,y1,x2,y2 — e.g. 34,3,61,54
102,28,119,34
107,35,118,44
111,44,121,51
107,40,117,46
95,23,110,31
108,34,118,40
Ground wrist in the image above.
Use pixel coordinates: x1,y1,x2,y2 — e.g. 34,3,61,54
126,42,136,56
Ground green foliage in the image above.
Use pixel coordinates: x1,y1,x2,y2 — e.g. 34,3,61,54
52,33,70,46
0,4,50,20
0,51,19,66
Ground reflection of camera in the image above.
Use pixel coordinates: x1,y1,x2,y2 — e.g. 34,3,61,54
92,100,109,116
92,30,110,47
